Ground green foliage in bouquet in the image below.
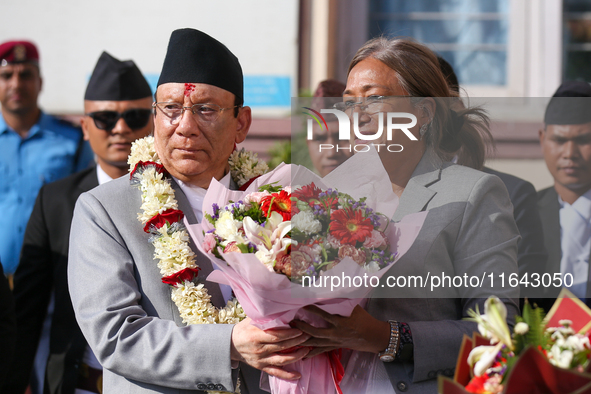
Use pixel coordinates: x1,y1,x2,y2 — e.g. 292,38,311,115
513,301,549,355
460,296,591,394
267,141,291,169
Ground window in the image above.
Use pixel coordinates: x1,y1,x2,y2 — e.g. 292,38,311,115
369,0,509,86
563,0,591,82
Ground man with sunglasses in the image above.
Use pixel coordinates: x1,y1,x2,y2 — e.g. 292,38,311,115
0,40,94,280
7,51,153,394
68,28,308,394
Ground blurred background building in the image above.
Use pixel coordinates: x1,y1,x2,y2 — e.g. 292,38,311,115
1,0,590,189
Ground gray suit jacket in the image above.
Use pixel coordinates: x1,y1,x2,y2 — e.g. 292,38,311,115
366,150,520,393
68,175,261,393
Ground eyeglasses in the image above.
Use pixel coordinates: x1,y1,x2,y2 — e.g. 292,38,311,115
333,96,404,115
153,102,240,124
85,109,152,131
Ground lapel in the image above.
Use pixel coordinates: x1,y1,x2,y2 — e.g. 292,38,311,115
170,178,226,307
536,187,591,301
77,166,99,193
537,187,562,279
392,149,441,221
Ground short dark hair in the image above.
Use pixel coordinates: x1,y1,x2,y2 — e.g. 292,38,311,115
234,95,243,117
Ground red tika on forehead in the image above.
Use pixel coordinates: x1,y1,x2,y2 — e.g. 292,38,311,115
184,83,196,97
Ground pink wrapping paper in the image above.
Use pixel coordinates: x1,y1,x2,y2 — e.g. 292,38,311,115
185,152,427,394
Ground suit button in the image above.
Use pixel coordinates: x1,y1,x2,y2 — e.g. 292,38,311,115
397,381,408,392
196,383,207,390
215,384,226,391
444,368,454,376
427,371,436,379
207,383,216,390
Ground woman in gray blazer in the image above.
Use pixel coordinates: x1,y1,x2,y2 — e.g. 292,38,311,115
293,37,520,393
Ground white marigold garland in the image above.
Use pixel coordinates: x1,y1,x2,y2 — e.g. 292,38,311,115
128,136,269,327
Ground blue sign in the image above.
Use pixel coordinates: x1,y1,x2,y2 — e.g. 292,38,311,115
244,75,291,107
144,74,291,108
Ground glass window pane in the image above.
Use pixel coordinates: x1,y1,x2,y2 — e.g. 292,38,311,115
369,0,508,86
564,0,591,82
438,51,506,85
369,19,507,45
370,0,508,14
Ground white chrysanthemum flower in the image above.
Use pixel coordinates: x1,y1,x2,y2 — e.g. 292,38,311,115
549,345,573,369
215,210,244,243
564,334,590,352
292,211,322,235
364,261,381,273
514,322,529,335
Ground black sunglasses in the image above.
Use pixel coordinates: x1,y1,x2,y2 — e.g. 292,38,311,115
85,109,152,131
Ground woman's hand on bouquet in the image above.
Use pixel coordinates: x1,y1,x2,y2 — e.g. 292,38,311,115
230,317,311,380
291,305,390,354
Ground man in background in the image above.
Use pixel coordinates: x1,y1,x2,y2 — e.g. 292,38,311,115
6,51,153,394
0,40,94,279
538,81,591,307
437,56,547,294
306,79,351,176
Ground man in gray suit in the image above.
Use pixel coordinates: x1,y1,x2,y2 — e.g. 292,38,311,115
538,81,591,309
68,29,309,393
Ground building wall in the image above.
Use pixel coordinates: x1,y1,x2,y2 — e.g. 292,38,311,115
0,0,299,117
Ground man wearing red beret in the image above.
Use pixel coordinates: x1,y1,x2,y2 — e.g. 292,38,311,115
0,40,93,278
0,39,94,394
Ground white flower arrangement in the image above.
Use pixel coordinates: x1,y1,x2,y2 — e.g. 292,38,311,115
291,210,322,234
228,148,269,187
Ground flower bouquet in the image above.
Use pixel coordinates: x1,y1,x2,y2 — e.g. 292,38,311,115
438,289,591,394
185,151,427,394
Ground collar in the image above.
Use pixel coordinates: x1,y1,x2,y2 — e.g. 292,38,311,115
0,110,46,137
392,149,442,221
96,164,113,185
559,188,591,222
175,172,232,222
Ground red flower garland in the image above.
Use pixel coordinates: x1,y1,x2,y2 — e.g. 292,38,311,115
143,209,185,233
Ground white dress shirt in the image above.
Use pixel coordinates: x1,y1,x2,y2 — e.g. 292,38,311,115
175,173,234,303
559,189,591,299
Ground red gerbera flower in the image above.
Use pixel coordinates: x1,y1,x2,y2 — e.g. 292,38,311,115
260,190,292,220
465,374,490,394
292,183,321,202
329,208,373,245
321,194,339,210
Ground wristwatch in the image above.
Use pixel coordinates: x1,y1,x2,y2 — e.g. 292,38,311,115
378,320,400,362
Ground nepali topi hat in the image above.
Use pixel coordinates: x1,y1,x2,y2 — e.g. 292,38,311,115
85,51,152,101
157,28,243,103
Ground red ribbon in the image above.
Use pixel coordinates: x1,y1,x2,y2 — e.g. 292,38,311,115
238,175,262,191
328,349,344,394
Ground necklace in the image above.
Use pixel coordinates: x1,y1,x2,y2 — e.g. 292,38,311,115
128,136,268,325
